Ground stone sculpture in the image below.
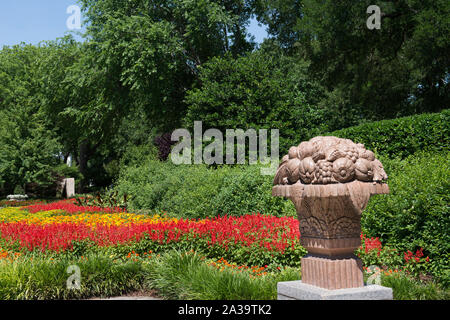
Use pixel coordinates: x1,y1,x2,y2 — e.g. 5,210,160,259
274,136,388,185
273,136,389,291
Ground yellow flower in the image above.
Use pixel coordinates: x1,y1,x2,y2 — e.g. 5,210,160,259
0,207,177,227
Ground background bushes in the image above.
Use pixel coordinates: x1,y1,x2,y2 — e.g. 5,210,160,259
115,110,450,284
117,160,294,219
362,151,450,284
121,161,233,219
117,110,449,219
328,110,449,159
213,165,295,217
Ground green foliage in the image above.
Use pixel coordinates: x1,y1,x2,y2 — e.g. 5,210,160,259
144,250,301,300
381,273,449,300
116,158,295,219
0,108,62,196
0,44,63,195
256,0,449,119
13,185,25,195
185,44,327,154
117,159,230,218
74,189,130,210
362,151,450,284
329,110,450,159
0,252,146,300
213,165,295,217
78,0,255,132
157,165,234,219
53,164,83,182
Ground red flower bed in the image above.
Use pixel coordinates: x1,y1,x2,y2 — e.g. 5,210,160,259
0,214,300,253
25,199,126,214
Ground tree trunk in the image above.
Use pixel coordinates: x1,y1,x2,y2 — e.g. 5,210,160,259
78,140,89,192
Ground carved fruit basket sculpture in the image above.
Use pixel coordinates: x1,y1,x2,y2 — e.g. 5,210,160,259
273,136,389,290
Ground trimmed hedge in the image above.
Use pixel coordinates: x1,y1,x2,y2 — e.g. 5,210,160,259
328,109,449,159
116,160,294,219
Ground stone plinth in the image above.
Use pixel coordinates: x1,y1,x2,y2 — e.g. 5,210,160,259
64,178,75,198
301,255,363,289
277,281,393,300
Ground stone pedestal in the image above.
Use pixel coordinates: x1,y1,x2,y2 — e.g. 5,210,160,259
272,136,392,299
273,181,390,294
277,281,393,300
62,178,76,198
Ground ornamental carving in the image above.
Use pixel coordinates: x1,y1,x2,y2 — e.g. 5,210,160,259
274,136,388,185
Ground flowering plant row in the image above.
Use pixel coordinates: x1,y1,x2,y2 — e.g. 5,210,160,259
0,199,432,274
0,200,304,266
0,199,44,208
25,199,126,214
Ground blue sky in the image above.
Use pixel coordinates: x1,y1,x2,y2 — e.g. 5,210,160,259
0,1,268,48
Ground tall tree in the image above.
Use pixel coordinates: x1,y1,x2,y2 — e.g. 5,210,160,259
38,36,129,188
254,0,449,123
0,44,61,194
78,0,256,131
184,42,327,153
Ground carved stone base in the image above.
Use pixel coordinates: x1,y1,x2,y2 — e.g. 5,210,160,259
301,255,363,290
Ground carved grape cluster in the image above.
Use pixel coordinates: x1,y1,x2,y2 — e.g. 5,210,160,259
274,136,388,185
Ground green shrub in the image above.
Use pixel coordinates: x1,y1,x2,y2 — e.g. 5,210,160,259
52,164,83,181
328,109,449,159
116,159,234,218
212,165,295,217
13,185,25,195
116,160,294,218
362,151,450,285
157,164,234,219
115,159,172,211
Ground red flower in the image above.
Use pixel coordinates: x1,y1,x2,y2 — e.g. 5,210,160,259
404,250,413,263
0,213,301,254
415,248,424,258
